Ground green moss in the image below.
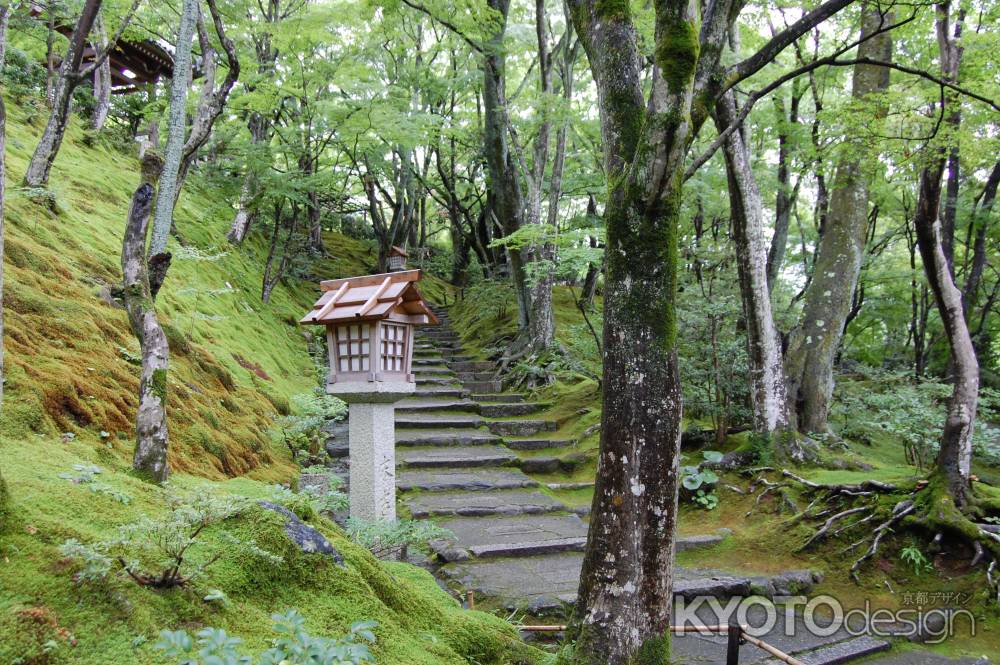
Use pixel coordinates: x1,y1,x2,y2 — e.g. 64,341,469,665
595,0,631,21
654,16,699,94
150,368,168,401
633,631,670,664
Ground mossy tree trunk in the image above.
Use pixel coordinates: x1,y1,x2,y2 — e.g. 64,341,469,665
916,2,976,509
566,0,855,660
483,0,530,331
149,0,198,259
121,182,170,483
23,0,102,188
715,91,791,438
1,3,9,514
783,5,893,434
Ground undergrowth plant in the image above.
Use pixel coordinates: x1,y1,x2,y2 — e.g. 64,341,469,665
156,609,377,665
681,451,723,510
59,491,282,588
273,392,347,466
346,519,453,561
58,464,133,504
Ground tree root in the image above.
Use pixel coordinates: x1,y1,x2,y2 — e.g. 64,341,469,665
849,500,916,583
799,506,870,551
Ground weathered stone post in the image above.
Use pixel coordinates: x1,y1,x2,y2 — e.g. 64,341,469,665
300,270,438,522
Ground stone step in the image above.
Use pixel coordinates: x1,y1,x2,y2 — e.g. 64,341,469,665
413,358,447,367
504,438,575,451
417,377,462,387
397,445,517,469
767,636,890,665
397,468,538,492
430,514,588,562
396,428,500,447
414,388,468,399
458,371,497,381
519,455,586,474
463,380,504,393
479,402,546,417
396,399,479,414
440,552,818,615
395,414,483,429
473,393,525,403
487,419,558,437
414,366,457,375
405,489,567,518
546,481,594,490
449,360,496,373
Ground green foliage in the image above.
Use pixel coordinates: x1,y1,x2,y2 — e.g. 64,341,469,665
269,480,349,521
59,490,282,588
899,545,934,577
680,450,722,491
156,610,377,665
346,519,453,561
273,392,347,466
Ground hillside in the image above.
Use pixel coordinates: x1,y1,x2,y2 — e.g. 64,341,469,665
0,103,531,664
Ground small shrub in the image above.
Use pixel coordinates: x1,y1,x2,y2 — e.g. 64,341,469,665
59,491,282,588
346,518,453,561
156,609,376,665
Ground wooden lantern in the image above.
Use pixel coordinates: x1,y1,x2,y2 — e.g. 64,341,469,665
388,245,408,272
300,270,438,389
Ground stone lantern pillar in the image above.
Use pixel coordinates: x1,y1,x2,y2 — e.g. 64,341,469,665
300,270,438,521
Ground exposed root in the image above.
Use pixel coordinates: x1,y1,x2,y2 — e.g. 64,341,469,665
849,500,916,583
799,506,870,552
781,469,897,497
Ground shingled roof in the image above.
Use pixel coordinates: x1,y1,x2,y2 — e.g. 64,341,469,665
300,270,439,325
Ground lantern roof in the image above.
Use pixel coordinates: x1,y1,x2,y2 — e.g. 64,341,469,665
300,270,439,326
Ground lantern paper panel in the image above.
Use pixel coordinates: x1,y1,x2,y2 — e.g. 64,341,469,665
334,323,371,373
381,322,408,372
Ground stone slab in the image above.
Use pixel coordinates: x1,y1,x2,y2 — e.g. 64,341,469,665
487,419,558,437
397,399,480,413
479,402,546,417
395,428,500,447
395,414,484,429
431,514,588,561
505,438,575,451
397,445,517,468
405,490,567,518
397,468,538,492
473,393,526,403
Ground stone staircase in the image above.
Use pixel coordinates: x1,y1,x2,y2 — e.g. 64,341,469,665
325,307,979,665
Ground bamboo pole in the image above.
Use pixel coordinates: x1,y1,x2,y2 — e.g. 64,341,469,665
740,632,807,665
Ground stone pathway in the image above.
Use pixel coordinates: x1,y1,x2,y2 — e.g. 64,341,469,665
325,308,984,665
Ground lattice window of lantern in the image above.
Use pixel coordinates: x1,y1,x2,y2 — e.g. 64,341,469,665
381,323,408,372
335,323,370,373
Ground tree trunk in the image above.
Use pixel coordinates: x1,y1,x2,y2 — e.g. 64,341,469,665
24,0,103,188
149,0,198,257
174,0,240,208
483,0,530,330
228,178,256,244
715,91,791,438
783,5,892,433
918,0,976,509
916,162,977,508
91,17,111,132
1,3,8,410
121,184,170,483
767,87,799,290
962,161,999,318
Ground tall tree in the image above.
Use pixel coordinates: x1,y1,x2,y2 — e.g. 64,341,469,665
1,1,10,410
917,1,977,508
715,91,791,440
148,0,198,258
122,160,170,483
564,0,856,661
783,4,894,434
23,0,140,188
